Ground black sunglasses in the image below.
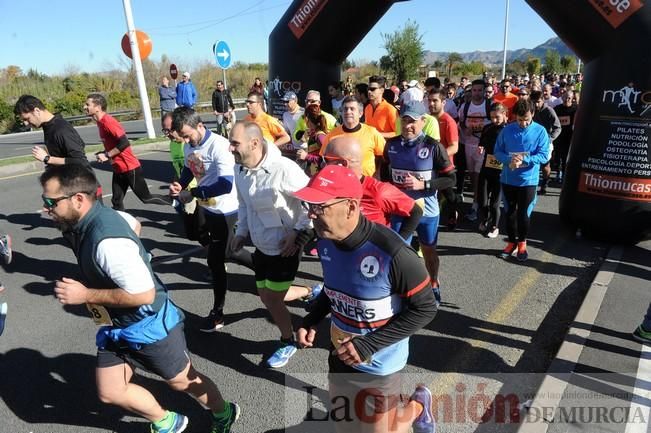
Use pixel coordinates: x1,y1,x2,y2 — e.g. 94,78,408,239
42,191,93,210
368,87,381,91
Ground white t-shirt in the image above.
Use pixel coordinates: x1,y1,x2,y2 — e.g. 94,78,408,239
184,130,238,215
95,238,154,295
458,101,490,147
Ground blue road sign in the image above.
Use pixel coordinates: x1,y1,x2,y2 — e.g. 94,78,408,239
214,40,232,69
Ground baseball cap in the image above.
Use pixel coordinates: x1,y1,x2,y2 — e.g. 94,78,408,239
182,72,190,78
282,91,297,102
399,100,427,119
293,165,362,204
408,79,419,88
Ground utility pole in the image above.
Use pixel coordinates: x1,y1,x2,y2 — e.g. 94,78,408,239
122,0,156,139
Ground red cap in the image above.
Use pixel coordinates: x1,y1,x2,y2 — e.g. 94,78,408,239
293,165,362,204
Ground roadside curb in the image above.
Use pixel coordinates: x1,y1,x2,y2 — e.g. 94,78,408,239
517,245,624,433
0,140,170,179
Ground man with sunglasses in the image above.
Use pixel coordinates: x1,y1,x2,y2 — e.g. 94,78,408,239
243,92,290,148
229,121,313,369
294,164,437,433
493,79,518,121
365,76,398,139
40,164,240,433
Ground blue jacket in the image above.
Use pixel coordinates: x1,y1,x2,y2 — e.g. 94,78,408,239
176,81,197,108
494,121,550,187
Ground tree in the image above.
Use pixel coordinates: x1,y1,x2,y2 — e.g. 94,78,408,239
446,52,463,79
560,55,577,74
379,55,393,74
543,49,561,74
507,60,526,76
525,56,541,76
381,20,424,82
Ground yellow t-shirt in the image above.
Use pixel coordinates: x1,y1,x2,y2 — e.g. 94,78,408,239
321,124,386,177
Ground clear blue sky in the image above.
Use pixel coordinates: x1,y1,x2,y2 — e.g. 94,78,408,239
0,0,556,76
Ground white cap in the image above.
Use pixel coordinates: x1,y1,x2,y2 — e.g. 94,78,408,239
182,72,190,78
408,79,419,88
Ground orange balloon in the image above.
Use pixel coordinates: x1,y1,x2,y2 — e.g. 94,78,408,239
121,30,152,60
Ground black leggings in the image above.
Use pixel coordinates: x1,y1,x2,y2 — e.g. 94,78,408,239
501,184,537,243
202,211,253,314
478,171,501,229
111,166,169,211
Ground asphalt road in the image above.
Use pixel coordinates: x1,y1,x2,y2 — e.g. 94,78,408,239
0,108,247,160
0,151,608,433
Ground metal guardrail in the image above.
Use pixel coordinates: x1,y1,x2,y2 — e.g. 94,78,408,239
63,98,247,122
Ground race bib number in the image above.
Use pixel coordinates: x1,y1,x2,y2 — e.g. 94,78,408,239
559,115,571,126
467,117,485,134
484,154,503,170
391,168,411,185
86,303,112,326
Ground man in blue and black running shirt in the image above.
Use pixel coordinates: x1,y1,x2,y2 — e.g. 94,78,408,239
295,165,438,433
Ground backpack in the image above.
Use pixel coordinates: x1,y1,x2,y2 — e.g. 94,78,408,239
461,99,491,129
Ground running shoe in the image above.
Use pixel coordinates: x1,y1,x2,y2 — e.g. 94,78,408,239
266,343,298,368
0,234,12,265
487,227,499,239
0,302,7,336
150,412,188,433
411,384,436,433
516,242,528,262
211,402,241,433
632,325,651,345
199,310,225,333
466,208,478,222
499,242,517,259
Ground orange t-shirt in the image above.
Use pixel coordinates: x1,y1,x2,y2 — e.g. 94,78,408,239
493,92,518,121
364,99,398,135
321,124,386,177
245,112,286,144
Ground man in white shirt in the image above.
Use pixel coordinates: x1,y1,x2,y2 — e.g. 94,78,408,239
229,121,313,369
169,107,252,333
281,91,304,150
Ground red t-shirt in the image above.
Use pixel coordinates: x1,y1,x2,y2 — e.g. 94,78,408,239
97,114,141,174
437,112,459,166
360,176,414,226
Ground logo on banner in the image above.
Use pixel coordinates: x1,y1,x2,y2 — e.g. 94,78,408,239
288,0,330,39
602,83,651,116
588,0,644,28
270,76,302,97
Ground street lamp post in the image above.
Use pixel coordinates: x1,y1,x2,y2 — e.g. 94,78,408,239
501,0,510,80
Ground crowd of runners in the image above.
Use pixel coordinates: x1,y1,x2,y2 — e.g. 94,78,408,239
0,70,588,433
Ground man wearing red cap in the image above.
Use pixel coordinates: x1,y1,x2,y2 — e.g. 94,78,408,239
295,165,437,433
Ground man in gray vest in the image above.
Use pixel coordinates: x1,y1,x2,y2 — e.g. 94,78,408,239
39,164,240,433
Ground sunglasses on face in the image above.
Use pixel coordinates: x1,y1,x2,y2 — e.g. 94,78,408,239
306,99,320,104
302,199,349,216
42,191,93,210
368,87,381,92
245,100,258,104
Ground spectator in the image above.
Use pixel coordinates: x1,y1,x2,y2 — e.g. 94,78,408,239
176,72,197,109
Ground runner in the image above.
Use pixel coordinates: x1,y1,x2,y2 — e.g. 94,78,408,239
169,107,253,333
494,99,550,262
229,121,313,368
84,93,170,211
381,101,456,307
0,233,11,336
40,164,239,433
294,165,437,433
477,103,507,238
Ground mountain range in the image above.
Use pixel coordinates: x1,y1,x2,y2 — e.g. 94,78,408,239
423,37,576,65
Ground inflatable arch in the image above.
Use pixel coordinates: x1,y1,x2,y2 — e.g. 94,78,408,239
269,0,650,243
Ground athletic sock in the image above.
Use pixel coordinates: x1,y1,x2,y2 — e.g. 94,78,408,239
213,401,232,421
153,411,174,430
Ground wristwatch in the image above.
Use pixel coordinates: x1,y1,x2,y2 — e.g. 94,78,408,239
43,155,50,165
